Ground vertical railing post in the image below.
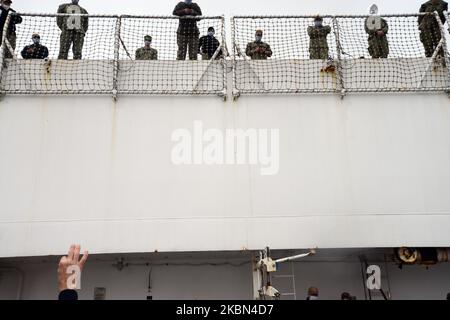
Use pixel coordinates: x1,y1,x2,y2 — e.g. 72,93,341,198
112,15,121,101
230,16,240,100
220,15,227,101
332,16,346,99
447,10,450,95
0,12,12,95
434,11,450,93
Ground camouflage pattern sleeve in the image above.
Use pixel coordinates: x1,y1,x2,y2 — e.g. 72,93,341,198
135,48,142,60
265,43,273,57
42,46,49,59
418,3,425,26
57,4,67,30
381,18,388,34
11,10,22,25
20,45,30,59
192,4,202,16
246,42,253,57
81,7,89,33
173,3,184,16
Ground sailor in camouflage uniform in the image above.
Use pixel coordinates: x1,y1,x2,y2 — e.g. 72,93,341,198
173,0,202,60
364,5,389,59
307,16,331,60
418,0,448,58
57,0,89,60
135,35,158,60
246,29,273,60
0,0,22,59
21,33,49,59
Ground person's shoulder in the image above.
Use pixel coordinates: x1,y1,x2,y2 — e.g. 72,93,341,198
58,3,69,12
38,44,49,51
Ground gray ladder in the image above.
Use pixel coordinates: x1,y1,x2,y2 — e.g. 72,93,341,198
272,261,297,300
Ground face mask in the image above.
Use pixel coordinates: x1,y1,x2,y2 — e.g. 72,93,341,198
185,0,192,4
207,31,214,37
32,38,40,45
255,36,262,42
72,0,79,5
315,21,322,27
2,4,10,10
145,41,151,47
308,296,318,300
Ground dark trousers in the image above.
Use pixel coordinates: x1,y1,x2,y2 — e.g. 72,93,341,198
420,24,443,58
177,33,199,60
58,30,85,60
1,33,16,59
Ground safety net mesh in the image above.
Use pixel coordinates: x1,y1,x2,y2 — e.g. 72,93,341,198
231,14,450,96
0,13,227,96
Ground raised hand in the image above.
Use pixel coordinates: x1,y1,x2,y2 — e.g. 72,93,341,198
58,244,88,292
